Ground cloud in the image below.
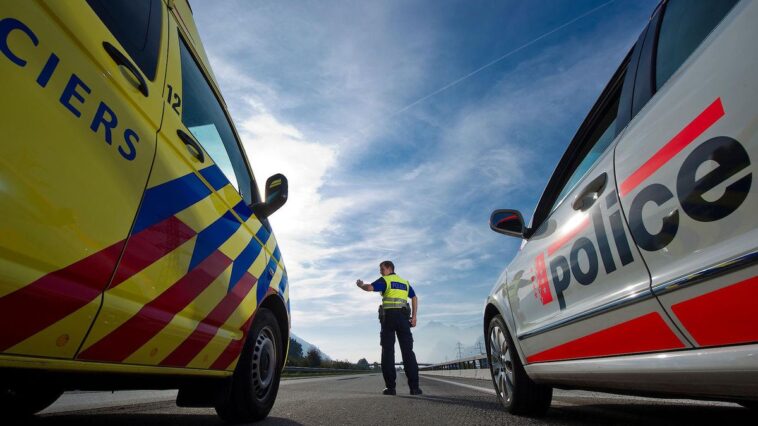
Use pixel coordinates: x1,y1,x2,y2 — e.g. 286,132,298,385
191,0,655,361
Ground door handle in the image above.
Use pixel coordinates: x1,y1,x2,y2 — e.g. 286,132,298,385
572,172,607,211
102,42,148,97
177,129,205,163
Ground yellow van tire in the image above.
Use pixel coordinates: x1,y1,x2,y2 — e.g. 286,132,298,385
1,380,63,418
215,308,282,423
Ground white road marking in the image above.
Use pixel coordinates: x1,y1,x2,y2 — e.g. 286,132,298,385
421,375,496,395
281,373,377,385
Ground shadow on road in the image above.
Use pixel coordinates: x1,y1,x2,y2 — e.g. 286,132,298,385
32,413,304,426
546,402,755,425
396,394,503,413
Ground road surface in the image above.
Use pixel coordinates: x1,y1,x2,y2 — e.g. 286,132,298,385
31,373,754,425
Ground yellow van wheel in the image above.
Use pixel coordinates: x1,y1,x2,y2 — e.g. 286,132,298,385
215,308,282,423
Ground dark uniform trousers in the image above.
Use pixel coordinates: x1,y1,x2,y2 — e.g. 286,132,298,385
380,309,419,390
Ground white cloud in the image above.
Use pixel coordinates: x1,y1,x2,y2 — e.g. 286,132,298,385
192,0,653,362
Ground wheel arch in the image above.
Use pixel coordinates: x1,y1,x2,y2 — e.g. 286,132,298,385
258,294,290,369
484,297,528,366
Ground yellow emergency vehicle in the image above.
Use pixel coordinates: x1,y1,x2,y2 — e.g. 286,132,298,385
0,0,290,421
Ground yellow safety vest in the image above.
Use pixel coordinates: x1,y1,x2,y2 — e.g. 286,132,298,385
381,274,410,309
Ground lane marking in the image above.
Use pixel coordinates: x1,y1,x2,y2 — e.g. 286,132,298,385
280,374,377,385
420,375,496,395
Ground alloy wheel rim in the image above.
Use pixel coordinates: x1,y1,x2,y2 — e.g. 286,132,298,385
489,324,515,404
251,326,277,400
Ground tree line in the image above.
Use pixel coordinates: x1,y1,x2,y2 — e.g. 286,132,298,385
286,338,372,370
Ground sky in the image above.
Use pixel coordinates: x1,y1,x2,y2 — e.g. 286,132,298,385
191,0,659,363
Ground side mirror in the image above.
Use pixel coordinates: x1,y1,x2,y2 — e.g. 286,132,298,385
251,173,288,218
489,209,527,239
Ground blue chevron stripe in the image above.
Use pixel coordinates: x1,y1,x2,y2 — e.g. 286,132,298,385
257,257,279,303
199,164,230,191
228,237,263,293
188,210,241,271
255,225,270,245
133,172,211,234
232,200,253,222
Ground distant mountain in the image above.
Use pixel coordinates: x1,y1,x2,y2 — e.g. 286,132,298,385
414,321,485,363
291,332,332,361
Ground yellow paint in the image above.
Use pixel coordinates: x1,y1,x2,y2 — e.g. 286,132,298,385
0,0,290,378
217,224,256,262
0,353,231,377
8,298,101,359
174,190,230,233
125,265,231,365
188,281,258,369
80,237,196,351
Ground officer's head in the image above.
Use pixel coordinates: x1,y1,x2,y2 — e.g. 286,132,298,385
379,260,394,276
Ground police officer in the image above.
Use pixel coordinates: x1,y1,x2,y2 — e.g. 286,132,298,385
356,261,422,395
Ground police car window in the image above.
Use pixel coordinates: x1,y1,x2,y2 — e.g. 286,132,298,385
550,92,620,213
179,36,253,203
655,0,738,91
86,0,162,81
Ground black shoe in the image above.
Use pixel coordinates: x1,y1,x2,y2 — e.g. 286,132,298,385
410,388,423,395
383,388,396,395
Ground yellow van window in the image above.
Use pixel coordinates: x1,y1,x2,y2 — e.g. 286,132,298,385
178,36,253,203
86,0,163,80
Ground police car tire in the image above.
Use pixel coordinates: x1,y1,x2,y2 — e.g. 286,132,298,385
487,315,552,416
1,382,63,418
215,307,282,423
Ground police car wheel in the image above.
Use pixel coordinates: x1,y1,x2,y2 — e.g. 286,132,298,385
215,307,282,423
487,315,552,416
1,381,63,418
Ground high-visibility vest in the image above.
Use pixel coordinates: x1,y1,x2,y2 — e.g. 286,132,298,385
381,274,410,309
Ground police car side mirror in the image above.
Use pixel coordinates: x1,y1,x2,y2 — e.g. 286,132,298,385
251,174,288,218
490,209,527,239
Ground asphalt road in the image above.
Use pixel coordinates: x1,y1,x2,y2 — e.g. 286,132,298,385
30,373,756,425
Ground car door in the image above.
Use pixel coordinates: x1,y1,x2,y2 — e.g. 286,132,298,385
506,58,691,363
614,0,757,349
77,12,276,370
0,0,166,359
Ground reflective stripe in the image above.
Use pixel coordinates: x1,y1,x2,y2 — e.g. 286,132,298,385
381,274,410,308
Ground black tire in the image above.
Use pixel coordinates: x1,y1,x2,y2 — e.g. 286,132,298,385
487,314,552,416
215,308,283,423
0,380,63,418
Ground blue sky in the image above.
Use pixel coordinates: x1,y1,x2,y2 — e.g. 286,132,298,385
192,0,658,362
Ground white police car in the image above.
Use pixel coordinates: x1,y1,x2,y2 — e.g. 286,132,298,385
484,0,757,415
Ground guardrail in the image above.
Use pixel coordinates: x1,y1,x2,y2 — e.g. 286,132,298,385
418,354,492,381
419,354,489,371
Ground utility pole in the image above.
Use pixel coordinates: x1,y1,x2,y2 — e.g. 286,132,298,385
456,342,463,360
476,341,484,355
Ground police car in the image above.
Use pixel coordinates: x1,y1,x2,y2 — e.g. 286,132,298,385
484,0,757,415
0,0,290,422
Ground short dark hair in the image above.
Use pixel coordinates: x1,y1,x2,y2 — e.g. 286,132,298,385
379,260,395,272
